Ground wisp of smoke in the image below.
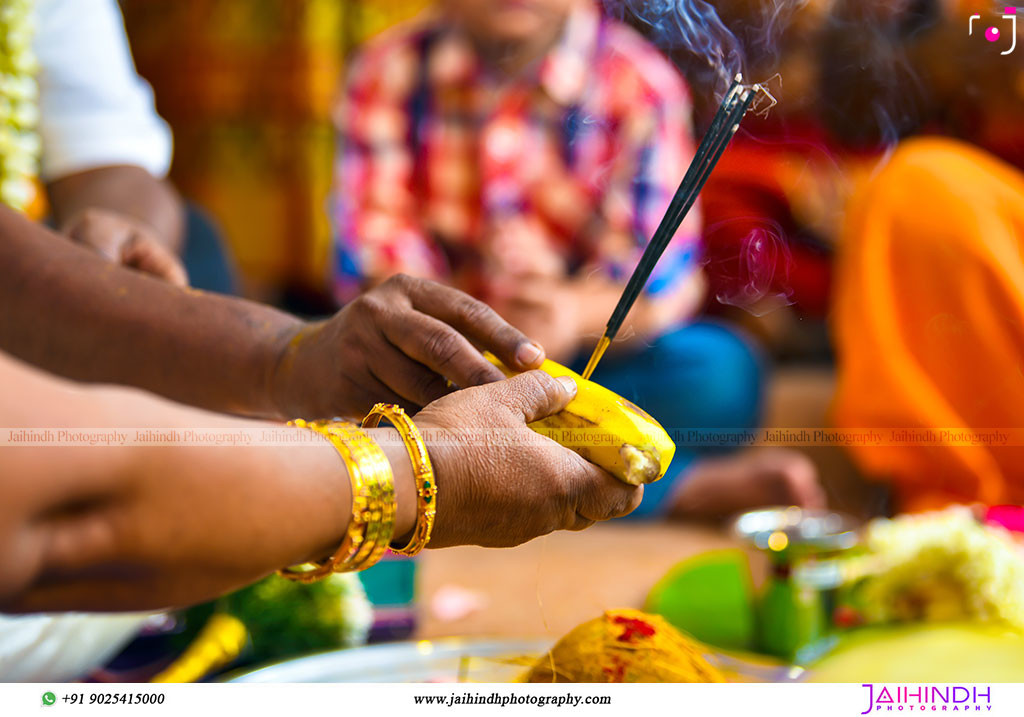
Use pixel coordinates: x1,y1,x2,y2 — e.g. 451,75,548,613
602,0,798,316
602,0,745,95
704,224,794,317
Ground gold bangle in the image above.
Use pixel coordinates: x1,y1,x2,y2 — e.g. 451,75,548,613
318,421,395,572
278,419,395,581
362,403,437,556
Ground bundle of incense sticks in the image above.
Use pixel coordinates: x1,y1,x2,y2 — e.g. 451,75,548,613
580,75,770,380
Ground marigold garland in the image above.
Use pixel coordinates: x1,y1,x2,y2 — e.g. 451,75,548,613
0,0,40,214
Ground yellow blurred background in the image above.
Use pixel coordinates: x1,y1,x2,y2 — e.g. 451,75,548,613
119,0,430,301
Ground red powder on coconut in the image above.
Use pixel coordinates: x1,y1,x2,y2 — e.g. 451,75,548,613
613,615,656,643
602,656,627,682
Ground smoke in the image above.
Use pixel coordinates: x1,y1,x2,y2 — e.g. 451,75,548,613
703,224,794,317
603,0,817,99
602,0,801,315
601,0,945,317
602,0,746,95
742,0,811,66
603,0,934,143
816,0,933,147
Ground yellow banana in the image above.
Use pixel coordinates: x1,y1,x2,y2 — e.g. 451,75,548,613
486,353,676,486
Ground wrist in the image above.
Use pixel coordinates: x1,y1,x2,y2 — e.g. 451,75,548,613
372,427,418,544
265,320,319,420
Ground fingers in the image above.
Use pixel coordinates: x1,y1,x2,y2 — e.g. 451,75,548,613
397,275,546,371
63,211,128,262
380,309,507,390
784,456,827,511
565,517,598,532
494,370,577,424
750,449,826,511
64,208,189,288
356,367,421,416
498,276,555,308
571,459,644,522
122,234,189,287
370,341,454,408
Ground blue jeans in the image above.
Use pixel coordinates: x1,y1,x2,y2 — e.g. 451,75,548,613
182,204,237,295
569,322,765,518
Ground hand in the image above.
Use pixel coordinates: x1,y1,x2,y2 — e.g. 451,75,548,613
491,278,584,363
271,274,547,419
63,208,188,287
415,370,643,548
671,448,825,521
482,216,582,361
484,215,566,288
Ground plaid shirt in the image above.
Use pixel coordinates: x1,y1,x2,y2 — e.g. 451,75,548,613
331,3,699,303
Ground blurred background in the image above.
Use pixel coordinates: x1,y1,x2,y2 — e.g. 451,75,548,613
114,0,1023,520
26,0,1022,683
119,0,430,305
117,0,1024,319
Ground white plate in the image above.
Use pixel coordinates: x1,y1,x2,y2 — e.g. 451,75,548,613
225,638,549,683
223,637,799,683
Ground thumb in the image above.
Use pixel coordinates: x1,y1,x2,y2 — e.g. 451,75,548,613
499,370,577,424
122,234,189,287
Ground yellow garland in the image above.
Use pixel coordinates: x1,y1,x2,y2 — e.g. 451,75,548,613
0,0,40,214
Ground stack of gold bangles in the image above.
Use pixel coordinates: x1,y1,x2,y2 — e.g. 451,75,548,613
278,403,436,582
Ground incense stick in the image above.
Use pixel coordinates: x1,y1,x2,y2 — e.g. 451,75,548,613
580,76,760,380
605,84,751,330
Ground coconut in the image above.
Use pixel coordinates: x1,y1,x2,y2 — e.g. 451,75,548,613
524,609,726,683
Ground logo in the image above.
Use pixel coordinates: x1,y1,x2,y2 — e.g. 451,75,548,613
41,692,56,706
860,684,993,713
969,6,1019,55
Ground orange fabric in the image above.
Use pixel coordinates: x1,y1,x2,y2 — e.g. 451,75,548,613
833,138,1024,512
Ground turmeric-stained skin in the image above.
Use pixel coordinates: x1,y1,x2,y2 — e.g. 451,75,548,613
0,206,543,420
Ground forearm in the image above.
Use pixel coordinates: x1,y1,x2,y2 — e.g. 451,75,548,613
0,357,415,612
0,206,299,417
47,165,185,251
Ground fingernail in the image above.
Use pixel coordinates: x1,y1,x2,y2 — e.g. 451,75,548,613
516,341,543,367
557,375,577,397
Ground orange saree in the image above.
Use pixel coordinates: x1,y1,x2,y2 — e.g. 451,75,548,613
833,138,1024,511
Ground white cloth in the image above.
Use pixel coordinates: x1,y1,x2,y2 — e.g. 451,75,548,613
0,612,152,682
33,0,172,180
